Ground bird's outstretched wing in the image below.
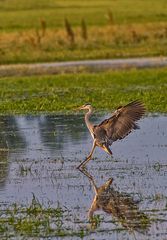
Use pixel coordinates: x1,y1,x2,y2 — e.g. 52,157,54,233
98,100,146,143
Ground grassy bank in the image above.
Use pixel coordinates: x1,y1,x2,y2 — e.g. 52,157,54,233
0,67,166,114
0,0,167,63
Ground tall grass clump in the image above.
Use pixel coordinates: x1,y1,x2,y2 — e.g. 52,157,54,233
107,10,114,25
81,18,88,41
64,18,75,44
27,19,47,48
40,18,47,37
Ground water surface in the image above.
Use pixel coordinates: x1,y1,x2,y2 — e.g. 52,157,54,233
0,114,166,239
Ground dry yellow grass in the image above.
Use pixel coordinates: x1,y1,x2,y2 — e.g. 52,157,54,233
1,22,167,63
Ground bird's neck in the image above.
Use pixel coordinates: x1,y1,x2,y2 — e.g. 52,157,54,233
85,108,94,133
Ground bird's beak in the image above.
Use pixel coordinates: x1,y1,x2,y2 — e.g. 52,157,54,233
74,107,80,111
75,105,84,111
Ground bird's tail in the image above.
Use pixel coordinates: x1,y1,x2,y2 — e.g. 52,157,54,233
102,145,113,155
133,123,140,129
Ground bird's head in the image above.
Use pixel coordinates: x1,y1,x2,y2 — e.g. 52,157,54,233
77,103,92,111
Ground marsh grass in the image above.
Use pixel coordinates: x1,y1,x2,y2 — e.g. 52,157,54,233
81,18,88,41
40,18,47,38
0,195,88,238
1,0,167,63
107,10,114,25
1,22,167,64
89,215,102,229
0,67,166,114
64,18,75,45
19,162,33,176
26,19,47,48
0,197,156,238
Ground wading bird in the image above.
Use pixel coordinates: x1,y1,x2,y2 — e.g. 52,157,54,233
77,100,145,169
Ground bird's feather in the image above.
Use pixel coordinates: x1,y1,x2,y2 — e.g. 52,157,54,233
98,100,145,143
93,126,107,145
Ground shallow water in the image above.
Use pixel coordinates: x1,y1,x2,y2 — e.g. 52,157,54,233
0,114,167,239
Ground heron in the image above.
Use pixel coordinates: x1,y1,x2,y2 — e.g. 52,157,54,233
77,100,145,169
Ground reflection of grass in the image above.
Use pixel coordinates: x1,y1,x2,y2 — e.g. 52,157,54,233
0,195,88,238
0,67,166,114
19,163,33,176
0,0,167,63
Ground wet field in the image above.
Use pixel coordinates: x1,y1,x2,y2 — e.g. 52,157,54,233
0,114,167,239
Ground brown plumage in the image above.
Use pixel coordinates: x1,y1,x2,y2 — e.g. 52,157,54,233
80,168,150,233
98,100,145,142
77,100,146,169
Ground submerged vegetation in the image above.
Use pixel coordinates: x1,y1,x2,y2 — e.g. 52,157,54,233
0,67,166,114
0,195,87,238
0,194,152,238
0,0,167,63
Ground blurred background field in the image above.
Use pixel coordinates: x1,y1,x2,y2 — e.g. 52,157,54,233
1,0,167,29
1,0,167,64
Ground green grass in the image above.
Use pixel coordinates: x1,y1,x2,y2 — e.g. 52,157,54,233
0,0,167,63
0,195,88,238
0,67,166,114
0,0,167,30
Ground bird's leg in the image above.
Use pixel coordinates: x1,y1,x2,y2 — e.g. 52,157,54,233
77,140,96,169
78,168,98,194
78,168,99,219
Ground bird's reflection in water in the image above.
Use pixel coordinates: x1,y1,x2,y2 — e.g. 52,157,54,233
80,169,150,233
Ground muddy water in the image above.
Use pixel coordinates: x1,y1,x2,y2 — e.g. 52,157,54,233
0,114,167,239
